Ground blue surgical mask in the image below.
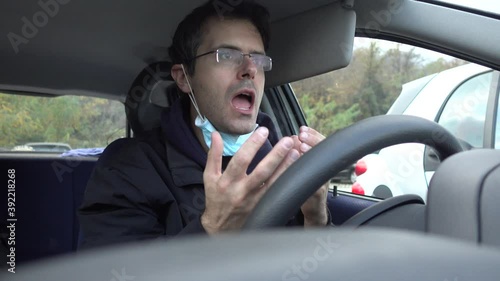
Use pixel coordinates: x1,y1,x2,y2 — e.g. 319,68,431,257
181,64,257,156
195,115,257,156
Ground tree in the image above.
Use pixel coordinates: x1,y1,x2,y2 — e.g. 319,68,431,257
291,40,469,135
347,42,388,120
420,57,467,76
379,44,423,108
298,92,360,137
0,93,125,149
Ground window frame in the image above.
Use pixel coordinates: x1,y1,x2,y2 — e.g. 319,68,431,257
433,70,498,149
485,71,500,148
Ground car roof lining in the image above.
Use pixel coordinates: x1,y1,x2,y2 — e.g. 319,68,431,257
0,0,353,102
354,0,500,69
1,0,498,101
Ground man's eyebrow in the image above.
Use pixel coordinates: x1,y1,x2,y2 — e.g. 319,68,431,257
214,44,266,55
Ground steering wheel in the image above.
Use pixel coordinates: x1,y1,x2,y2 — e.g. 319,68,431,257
243,114,465,229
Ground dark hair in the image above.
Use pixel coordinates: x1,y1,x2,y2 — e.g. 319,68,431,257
168,0,270,75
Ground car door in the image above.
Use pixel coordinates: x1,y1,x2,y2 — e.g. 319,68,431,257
423,70,499,184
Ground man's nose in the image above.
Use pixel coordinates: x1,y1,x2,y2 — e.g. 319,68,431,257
238,56,258,79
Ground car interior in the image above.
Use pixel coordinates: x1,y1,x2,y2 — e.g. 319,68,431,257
1,0,500,280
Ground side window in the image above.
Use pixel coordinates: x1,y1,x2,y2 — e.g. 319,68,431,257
291,37,482,200
437,72,492,148
0,93,126,153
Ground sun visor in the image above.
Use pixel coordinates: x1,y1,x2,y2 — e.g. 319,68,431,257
265,2,356,88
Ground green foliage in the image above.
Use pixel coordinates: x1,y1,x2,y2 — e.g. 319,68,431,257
0,94,125,149
354,42,386,119
298,93,360,137
419,57,467,76
292,41,468,135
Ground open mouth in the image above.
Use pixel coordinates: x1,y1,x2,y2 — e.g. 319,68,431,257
231,90,255,112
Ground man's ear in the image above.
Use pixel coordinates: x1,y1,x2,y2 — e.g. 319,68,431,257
171,64,191,94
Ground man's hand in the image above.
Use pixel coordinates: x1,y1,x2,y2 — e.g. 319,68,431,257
201,127,300,234
294,126,329,227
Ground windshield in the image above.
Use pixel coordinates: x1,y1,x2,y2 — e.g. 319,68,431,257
434,0,500,16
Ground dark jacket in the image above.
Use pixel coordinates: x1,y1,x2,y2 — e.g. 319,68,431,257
78,96,310,249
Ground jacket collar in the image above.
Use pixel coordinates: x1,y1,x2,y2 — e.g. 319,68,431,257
161,95,279,188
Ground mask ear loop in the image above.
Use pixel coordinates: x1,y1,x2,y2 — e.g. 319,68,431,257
181,64,205,122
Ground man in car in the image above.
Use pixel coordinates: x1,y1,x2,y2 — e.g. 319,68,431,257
79,0,330,249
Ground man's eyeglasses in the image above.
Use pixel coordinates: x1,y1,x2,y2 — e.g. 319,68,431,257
189,48,272,71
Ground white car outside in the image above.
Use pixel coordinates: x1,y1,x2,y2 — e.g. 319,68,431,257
354,63,497,201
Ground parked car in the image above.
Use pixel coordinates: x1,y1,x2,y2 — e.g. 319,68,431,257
11,142,71,153
24,142,72,152
11,145,34,151
353,63,498,200
329,163,355,188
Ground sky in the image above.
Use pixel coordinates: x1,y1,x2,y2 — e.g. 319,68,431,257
353,38,458,63
438,0,500,15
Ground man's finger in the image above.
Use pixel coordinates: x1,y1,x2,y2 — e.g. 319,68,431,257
246,137,295,190
221,126,270,181
291,135,302,153
205,131,223,178
299,126,325,147
259,148,300,190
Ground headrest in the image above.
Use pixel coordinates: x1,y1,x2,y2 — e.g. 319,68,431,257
426,149,500,248
125,62,180,136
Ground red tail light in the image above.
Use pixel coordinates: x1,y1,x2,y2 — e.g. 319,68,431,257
354,160,367,176
352,182,365,195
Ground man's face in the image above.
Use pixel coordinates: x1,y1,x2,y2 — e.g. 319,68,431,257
188,18,266,135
